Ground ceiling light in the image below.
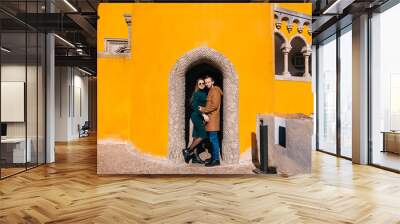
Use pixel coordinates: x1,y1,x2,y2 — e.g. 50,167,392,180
78,67,93,76
1,47,11,53
54,34,75,48
63,0,78,12
322,0,355,15
323,0,341,14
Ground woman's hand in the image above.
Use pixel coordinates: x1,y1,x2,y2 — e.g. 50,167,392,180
202,114,210,122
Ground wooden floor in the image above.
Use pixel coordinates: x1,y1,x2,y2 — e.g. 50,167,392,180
372,150,400,171
1,167,26,178
1,136,400,223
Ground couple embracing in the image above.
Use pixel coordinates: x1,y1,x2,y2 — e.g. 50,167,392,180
182,75,223,167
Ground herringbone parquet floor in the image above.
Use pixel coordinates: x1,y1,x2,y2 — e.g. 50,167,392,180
1,135,400,224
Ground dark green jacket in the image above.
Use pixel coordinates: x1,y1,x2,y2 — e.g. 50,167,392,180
191,90,207,114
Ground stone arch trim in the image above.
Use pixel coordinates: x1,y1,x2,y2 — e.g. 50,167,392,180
289,34,309,49
168,46,240,164
274,30,287,76
274,30,289,47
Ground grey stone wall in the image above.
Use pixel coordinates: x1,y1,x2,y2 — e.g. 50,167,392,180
256,114,313,175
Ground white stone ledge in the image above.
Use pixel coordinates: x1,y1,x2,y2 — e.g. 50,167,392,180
275,75,311,82
97,52,131,58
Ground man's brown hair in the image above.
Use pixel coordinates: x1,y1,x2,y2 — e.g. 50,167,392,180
204,75,214,81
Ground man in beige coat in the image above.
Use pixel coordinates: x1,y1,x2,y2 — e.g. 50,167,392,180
199,76,223,167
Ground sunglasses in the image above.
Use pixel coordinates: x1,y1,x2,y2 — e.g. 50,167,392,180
198,82,205,85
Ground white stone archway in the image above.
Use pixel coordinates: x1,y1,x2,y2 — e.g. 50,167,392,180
289,34,309,49
289,34,311,79
274,30,290,77
168,46,239,164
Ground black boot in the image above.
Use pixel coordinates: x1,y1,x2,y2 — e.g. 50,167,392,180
205,160,220,167
191,148,204,164
182,148,191,164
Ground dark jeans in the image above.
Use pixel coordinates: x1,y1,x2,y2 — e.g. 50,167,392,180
209,131,220,161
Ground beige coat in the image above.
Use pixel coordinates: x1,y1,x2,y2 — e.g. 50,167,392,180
201,86,223,131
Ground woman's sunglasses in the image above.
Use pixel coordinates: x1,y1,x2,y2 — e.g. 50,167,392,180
198,82,205,85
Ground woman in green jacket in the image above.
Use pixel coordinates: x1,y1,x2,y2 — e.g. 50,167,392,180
182,78,208,164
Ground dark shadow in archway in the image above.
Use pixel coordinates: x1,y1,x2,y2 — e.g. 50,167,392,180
289,36,307,76
275,33,285,75
185,62,223,158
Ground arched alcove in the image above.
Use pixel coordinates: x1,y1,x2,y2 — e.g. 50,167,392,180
274,32,286,76
168,46,239,164
184,62,223,155
289,35,307,77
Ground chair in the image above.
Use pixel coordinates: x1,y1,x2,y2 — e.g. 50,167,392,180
78,121,90,138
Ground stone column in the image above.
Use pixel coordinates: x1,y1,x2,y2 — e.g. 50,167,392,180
281,44,292,77
302,47,312,78
123,14,132,53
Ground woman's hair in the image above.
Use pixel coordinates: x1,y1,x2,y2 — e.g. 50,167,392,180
191,78,204,103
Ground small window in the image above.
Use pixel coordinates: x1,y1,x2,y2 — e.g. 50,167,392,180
274,117,286,148
278,126,286,148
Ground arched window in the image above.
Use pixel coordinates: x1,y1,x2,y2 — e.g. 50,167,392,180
274,32,285,76
289,36,307,77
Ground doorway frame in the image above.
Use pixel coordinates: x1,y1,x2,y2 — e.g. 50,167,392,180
168,46,239,164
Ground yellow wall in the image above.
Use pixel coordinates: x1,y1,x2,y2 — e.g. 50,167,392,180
98,3,312,157
277,3,312,15
273,3,313,115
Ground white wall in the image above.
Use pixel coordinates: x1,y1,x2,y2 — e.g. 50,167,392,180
1,63,46,164
72,72,89,138
55,66,89,141
55,66,70,141
1,82,25,122
1,64,39,138
1,65,26,133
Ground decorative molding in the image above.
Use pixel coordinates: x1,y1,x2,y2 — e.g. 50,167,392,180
98,38,130,58
168,46,240,164
274,7,312,35
98,14,132,58
274,29,289,46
